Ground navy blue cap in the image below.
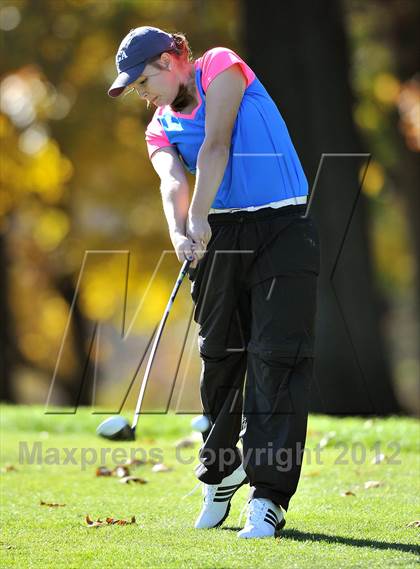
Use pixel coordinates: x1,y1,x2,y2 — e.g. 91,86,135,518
108,26,176,98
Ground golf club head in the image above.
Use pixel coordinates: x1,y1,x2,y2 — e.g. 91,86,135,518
96,416,135,441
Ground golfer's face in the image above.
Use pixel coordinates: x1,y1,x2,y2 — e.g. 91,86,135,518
127,62,176,107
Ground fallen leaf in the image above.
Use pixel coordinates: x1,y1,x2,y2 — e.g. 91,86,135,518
85,515,136,527
113,465,130,478
306,429,323,438
406,520,420,528
151,463,173,473
175,437,196,449
1,542,13,550
40,500,66,507
124,458,146,467
115,516,136,525
1,464,17,473
341,491,356,497
119,476,147,484
86,515,106,527
303,470,321,477
96,466,113,477
364,480,382,489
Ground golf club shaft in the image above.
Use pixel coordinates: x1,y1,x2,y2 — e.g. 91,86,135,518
131,259,191,432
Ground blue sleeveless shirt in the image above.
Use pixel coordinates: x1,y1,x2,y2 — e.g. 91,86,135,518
145,48,308,210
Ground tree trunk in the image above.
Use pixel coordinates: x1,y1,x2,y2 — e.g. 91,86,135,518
241,0,401,414
389,0,420,332
55,275,95,408
0,230,16,402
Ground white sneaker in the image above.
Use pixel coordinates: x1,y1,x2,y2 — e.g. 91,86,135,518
237,498,286,539
194,464,248,529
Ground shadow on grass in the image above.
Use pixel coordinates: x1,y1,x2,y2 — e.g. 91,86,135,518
222,527,242,532
223,527,419,555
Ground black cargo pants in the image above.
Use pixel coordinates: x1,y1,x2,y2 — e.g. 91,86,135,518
188,204,320,511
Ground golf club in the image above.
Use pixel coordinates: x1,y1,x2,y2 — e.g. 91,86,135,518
96,258,191,441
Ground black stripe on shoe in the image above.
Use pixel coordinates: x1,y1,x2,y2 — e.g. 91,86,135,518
218,483,243,491
265,512,278,526
215,487,238,495
213,477,248,503
213,497,232,502
265,511,278,523
217,494,233,502
214,489,240,501
267,508,279,521
264,516,277,529
216,490,236,496
215,491,237,499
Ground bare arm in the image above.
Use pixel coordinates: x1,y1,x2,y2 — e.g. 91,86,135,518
150,147,195,262
187,64,246,257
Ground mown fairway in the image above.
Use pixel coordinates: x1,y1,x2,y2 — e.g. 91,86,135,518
1,406,419,568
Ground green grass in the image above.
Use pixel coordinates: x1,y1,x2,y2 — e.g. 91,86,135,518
1,405,419,568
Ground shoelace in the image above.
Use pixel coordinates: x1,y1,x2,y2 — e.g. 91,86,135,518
238,499,249,527
181,481,201,500
238,498,266,527
181,481,218,504
202,483,218,504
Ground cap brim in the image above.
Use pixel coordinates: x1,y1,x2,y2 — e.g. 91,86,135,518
107,61,147,98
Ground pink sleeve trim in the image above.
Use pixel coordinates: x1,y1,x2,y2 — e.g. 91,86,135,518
145,111,174,159
197,47,256,92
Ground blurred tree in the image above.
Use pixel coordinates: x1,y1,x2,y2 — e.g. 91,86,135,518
242,0,401,414
0,0,415,412
389,0,420,323
0,232,15,401
0,0,240,407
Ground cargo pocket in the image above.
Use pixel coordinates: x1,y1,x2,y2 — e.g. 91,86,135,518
294,216,321,276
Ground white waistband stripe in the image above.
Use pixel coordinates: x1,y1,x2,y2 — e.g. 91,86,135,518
209,195,307,214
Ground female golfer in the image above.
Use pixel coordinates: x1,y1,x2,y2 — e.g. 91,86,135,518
108,26,320,539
